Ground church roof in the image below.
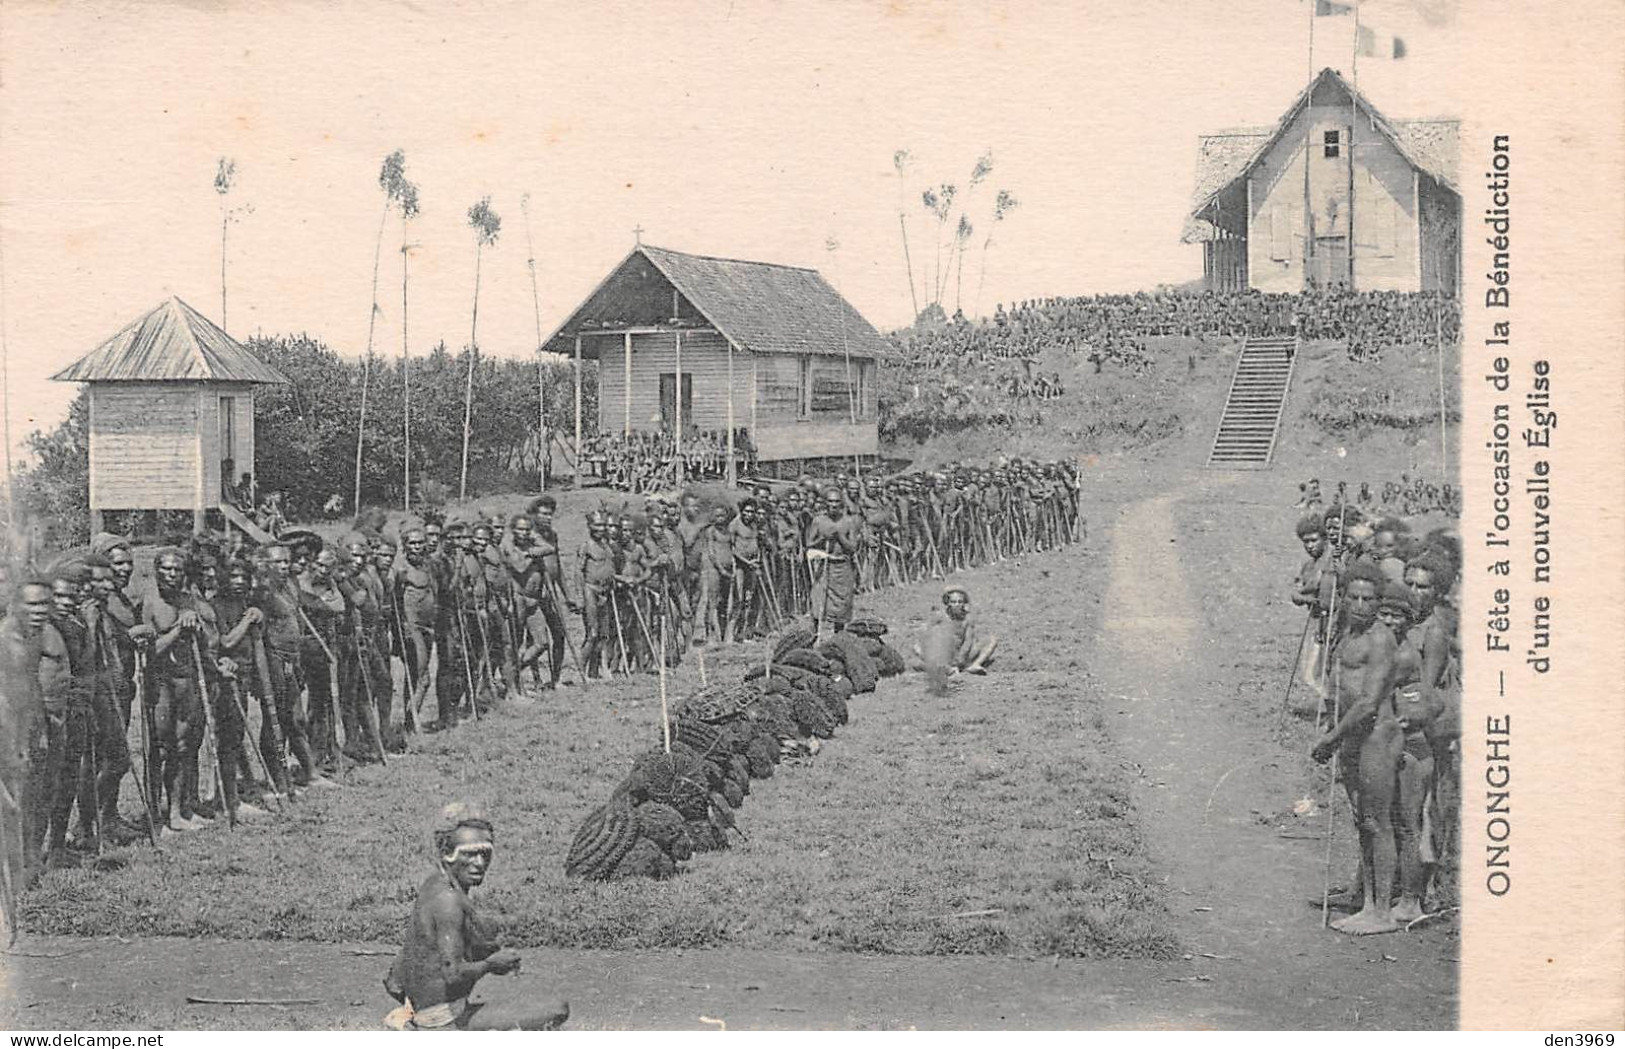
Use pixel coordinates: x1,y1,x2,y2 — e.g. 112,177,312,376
1182,68,1459,243
51,296,288,384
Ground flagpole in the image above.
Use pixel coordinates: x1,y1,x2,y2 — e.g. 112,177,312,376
1348,1,1359,289
1304,0,1316,288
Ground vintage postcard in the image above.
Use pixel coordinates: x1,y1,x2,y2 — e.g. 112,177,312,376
0,0,1618,1034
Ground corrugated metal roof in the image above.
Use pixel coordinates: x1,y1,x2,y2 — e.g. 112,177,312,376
51,296,288,384
544,245,893,361
1184,69,1460,240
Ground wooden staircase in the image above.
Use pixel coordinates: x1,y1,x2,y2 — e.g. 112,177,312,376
1206,336,1297,469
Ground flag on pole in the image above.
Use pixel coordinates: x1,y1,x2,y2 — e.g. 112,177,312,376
1356,23,1408,58
1315,0,1354,15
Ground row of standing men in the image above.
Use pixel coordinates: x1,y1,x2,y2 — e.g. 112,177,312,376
0,459,1083,895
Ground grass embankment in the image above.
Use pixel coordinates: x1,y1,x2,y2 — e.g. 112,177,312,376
22,547,1177,961
884,336,1232,469
1275,338,1461,481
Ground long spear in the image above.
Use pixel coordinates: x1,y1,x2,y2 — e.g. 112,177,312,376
1319,497,1348,928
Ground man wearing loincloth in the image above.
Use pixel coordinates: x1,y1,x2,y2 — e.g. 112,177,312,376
384,803,568,1031
806,487,861,634
1311,561,1401,935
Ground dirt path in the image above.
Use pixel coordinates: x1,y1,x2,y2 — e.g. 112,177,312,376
2,935,1262,1031
1090,473,1455,1029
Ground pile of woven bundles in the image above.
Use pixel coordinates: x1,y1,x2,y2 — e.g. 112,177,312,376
563,618,904,881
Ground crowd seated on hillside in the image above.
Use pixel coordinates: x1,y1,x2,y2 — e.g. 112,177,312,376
584,427,757,493
890,289,1460,371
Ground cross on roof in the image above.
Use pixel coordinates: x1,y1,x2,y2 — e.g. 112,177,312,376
633,224,645,246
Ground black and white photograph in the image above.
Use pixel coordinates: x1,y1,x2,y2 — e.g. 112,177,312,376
0,0,1619,1035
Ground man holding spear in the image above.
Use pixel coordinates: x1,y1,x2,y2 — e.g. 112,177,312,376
80,555,141,844
259,543,326,790
392,525,441,732
141,550,218,833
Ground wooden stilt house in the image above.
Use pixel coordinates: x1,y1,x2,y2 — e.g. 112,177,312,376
51,296,288,535
542,244,891,482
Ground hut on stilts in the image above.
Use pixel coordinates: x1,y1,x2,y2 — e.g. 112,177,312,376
542,244,889,484
51,296,287,537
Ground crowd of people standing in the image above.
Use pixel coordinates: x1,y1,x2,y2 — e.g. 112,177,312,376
0,458,1082,900
1288,488,1461,934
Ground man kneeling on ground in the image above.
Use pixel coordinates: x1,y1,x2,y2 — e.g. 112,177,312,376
916,584,998,696
385,803,568,1030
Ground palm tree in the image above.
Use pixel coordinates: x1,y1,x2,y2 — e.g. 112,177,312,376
214,158,250,331
923,183,956,308
520,193,548,487
976,189,1019,318
953,213,973,315
353,150,408,512
384,156,422,512
893,149,920,321
459,196,502,500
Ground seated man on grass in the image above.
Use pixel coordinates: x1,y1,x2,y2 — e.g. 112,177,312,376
385,802,568,1031
916,584,998,696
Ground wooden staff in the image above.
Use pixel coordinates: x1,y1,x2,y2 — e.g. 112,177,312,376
189,635,228,823
0,776,17,947
227,678,284,813
1319,498,1348,929
452,606,481,722
543,576,589,682
296,608,346,784
348,609,388,765
130,652,160,845
1275,612,1315,733
658,612,671,755
608,584,632,676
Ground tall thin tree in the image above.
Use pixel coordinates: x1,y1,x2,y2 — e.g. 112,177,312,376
459,196,502,501
923,182,956,309
353,150,408,512
975,189,1019,318
949,151,993,315
892,149,920,321
521,193,548,487
953,213,973,315
213,158,247,331
396,171,422,513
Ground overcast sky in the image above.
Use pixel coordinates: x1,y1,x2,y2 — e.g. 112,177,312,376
0,0,1465,453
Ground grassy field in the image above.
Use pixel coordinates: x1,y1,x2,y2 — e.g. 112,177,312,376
20,544,1178,961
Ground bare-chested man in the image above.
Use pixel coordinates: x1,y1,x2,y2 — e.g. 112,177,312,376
141,550,222,833
391,526,440,731
698,505,733,645
1405,549,1461,905
1377,582,1431,922
384,804,568,1031
577,511,618,678
1310,560,1401,935
2,580,53,889
916,584,998,696
505,513,570,690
